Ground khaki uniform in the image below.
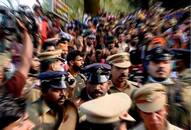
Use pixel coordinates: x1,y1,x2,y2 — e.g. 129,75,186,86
109,80,139,98
131,122,183,130
27,99,59,130
27,98,78,130
109,80,141,128
78,93,135,130
179,68,191,85
146,77,191,129
106,52,139,98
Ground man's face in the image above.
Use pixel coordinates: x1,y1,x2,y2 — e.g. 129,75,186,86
147,60,171,79
72,56,84,71
31,57,40,72
0,59,10,84
57,43,69,58
87,21,93,28
44,88,69,106
86,81,110,99
111,66,129,84
87,38,95,45
52,60,64,71
3,113,35,130
62,48,68,56
0,66,5,84
108,43,115,49
118,34,125,43
46,46,55,51
139,106,168,130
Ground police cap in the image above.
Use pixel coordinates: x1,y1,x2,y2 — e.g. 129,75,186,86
83,63,111,84
38,71,69,89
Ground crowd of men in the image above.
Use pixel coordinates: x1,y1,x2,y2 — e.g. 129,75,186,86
0,1,190,130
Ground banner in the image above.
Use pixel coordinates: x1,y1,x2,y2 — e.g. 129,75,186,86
48,0,70,21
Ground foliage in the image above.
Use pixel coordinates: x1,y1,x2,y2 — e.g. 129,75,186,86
100,0,136,15
41,0,139,20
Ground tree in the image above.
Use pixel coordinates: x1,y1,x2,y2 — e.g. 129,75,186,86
84,0,100,16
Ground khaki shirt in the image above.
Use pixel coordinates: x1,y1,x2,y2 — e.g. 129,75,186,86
131,122,183,130
27,99,58,130
109,80,139,98
146,77,191,129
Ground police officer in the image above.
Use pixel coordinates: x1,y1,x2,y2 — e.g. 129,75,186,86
24,49,66,103
74,63,112,107
171,48,191,80
78,93,135,130
106,52,139,98
144,46,190,129
132,83,183,130
38,49,65,72
27,71,78,130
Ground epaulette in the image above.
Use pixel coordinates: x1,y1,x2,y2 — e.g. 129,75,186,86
128,80,139,87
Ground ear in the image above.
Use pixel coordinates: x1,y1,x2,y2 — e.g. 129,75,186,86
107,80,113,89
164,104,169,115
50,63,56,71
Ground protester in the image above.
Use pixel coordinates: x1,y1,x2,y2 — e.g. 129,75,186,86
0,17,33,97
67,50,86,97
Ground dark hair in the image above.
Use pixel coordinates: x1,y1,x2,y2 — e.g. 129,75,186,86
67,50,84,65
42,41,56,51
33,5,41,12
40,81,51,93
0,95,26,129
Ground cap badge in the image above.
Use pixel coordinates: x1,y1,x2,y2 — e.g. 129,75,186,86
146,95,153,102
96,68,103,75
156,48,162,53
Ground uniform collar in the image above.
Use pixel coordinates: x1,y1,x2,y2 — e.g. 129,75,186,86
112,80,131,91
148,76,174,85
166,121,182,130
41,100,52,115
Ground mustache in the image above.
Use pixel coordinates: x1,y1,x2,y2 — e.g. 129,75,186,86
156,68,166,73
93,90,104,95
58,95,67,101
119,74,128,78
